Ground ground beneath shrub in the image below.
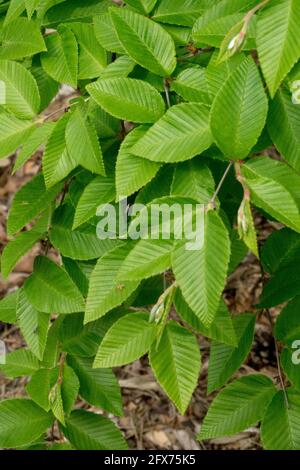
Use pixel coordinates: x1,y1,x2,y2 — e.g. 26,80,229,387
0,91,282,451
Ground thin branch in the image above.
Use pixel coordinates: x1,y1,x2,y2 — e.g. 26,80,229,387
41,97,90,123
163,79,171,108
209,161,233,208
264,309,289,409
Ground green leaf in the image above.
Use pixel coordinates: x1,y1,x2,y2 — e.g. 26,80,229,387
67,355,122,416
210,56,268,159
50,383,65,426
87,77,165,123
260,267,300,308
172,210,230,326
94,312,156,368
70,22,107,79
13,122,55,172
261,228,300,275
50,205,116,260
193,13,256,50
25,0,40,18
116,126,160,200
66,107,105,175
43,0,110,26
118,239,174,281
242,157,300,233
63,409,128,450
207,314,256,393
24,256,85,314
7,173,61,236
174,290,237,347
0,114,35,160
150,321,201,414
0,349,39,378
0,18,46,60
61,364,80,415
0,291,18,324
237,199,259,258
132,103,213,162
281,348,300,392
59,313,107,357
275,296,300,345
268,89,300,171
0,399,53,449
153,0,207,26
31,64,60,112
1,209,49,278
97,55,136,80
171,66,211,105
88,100,121,139
261,389,300,450
0,60,40,119
73,175,115,229
17,289,50,361
257,0,300,98
41,26,78,88
94,12,125,54
85,244,140,324
1,228,43,279
199,375,276,440
4,0,26,24
110,7,176,77
43,114,77,188
126,0,157,15
192,0,258,45
205,50,245,99
26,368,59,412
171,159,215,204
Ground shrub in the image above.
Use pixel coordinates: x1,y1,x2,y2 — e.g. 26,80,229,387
0,0,300,451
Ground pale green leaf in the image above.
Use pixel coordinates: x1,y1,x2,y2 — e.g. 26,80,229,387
172,210,230,326
70,22,107,79
171,66,211,104
116,126,160,200
85,244,140,324
261,389,300,450
199,375,276,440
268,89,300,171
41,26,78,88
63,409,128,450
211,56,268,159
67,355,122,416
118,239,174,281
132,103,213,162
17,289,50,360
94,312,156,368
0,349,39,378
110,7,176,76
7,173,61,236
50,205,116,260
86,77,165,123
66,107,105,175
171,159,215,204
73,175,115,229
43,113,77,188
0,114,35,160
24,256,85,314
242,156,300,233
207,314,256,393
0,18,46,60
0,60,40,119
0,399,53,449
150,321,201,414
257,0,300,98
